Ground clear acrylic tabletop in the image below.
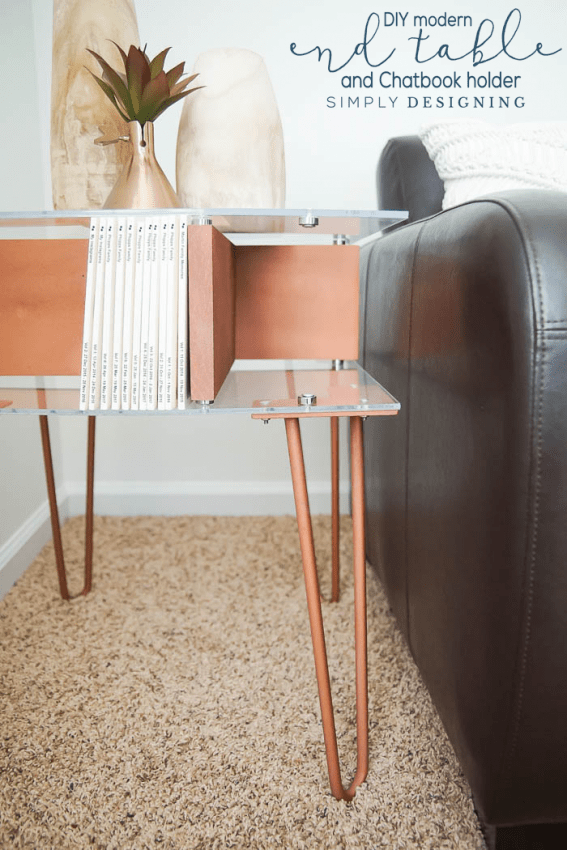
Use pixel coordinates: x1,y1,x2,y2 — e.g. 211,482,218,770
0,362,400,417
0,207,407,242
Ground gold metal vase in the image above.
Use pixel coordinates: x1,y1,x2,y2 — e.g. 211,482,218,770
102,121,181,209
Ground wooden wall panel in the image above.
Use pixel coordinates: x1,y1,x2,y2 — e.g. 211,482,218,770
0,239,87,375
212,228,236,398
187,225,235,400
234,245,359,360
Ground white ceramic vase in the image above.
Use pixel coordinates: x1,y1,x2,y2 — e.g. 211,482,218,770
176,48,286,209
50,0,139,209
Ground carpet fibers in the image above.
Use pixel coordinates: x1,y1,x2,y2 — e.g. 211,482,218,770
0,515,485,849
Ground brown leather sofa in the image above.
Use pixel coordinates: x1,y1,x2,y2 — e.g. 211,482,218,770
360,136,567,849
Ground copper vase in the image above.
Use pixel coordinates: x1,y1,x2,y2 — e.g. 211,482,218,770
103,121,181,209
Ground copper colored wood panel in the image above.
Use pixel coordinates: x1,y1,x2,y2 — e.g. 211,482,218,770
187,226,235,400
187,227,214,399
0,239,87,375
212,228,236,399
234,245,359,360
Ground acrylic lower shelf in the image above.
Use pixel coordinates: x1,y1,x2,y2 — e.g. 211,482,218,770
0,361,399,417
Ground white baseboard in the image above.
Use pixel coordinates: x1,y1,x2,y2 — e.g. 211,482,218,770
65,479,350,517
0,480,350,600
0,496,69,599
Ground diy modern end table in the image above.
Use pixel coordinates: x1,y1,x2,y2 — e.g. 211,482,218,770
0,207,406,800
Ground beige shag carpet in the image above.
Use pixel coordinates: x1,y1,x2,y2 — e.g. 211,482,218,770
0,515,485,849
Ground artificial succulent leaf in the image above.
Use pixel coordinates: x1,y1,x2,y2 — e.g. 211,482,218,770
165,61,185,88
102,68,127,88
86,49,134,116
129,87,140,115
109,40,129,71
86,69,131,122
126,45,150,113
170,74,200,97
142,69,170,104
128,45,151,88
149,47,171,79
137,70,170,123
152,86,205,120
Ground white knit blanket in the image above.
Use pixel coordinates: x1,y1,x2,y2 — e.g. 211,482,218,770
419,121,567,209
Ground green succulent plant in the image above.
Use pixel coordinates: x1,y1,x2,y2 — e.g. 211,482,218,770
86,42,203,126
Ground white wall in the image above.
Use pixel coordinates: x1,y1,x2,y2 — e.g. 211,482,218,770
2,0,567,587
0,0,62,589
134,0,567,207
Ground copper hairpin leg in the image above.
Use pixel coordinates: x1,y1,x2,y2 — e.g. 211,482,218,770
331,417,340,603
285,415,368,800
39,415,96,600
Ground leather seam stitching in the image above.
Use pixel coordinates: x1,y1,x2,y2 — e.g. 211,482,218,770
457,194,543,813
499,205,544,789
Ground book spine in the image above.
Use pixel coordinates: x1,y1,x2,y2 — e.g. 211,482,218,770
147,219,160,410
79,218,99,411
121,218,135,410
111,218,126,410
131,218,146,411
165,217,179,410
88,220,107,410
140,218,155,410
100,218,117,410
157,217,169,410
177,217,188,408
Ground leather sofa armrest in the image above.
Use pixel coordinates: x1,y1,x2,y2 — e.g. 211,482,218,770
360,189,567,827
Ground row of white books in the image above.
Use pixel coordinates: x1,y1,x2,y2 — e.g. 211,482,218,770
79,215,188,411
